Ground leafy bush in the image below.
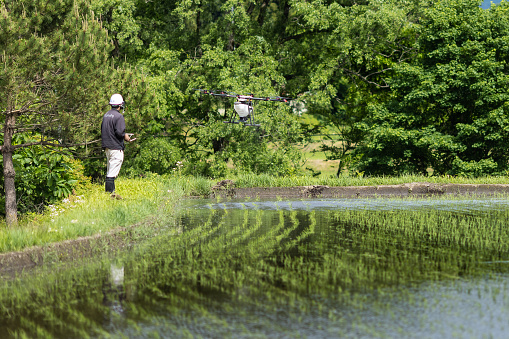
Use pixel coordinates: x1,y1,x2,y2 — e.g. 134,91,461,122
450,158,498,177
0,132,90,215
123,138,182,176
7,146,86,215
230,145,300,177
180,153,228,178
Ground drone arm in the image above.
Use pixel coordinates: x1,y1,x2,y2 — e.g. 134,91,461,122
194,88,292,102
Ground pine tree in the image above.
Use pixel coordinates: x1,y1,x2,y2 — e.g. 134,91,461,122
0,0,119,224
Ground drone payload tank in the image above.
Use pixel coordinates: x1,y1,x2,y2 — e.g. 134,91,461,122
234,100,253,122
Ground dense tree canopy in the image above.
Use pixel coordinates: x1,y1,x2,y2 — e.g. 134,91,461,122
354,0,509,176
287,0,428,174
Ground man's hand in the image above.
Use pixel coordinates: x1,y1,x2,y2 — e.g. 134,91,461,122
125,133,137,142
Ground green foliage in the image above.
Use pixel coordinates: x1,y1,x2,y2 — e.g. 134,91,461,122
354,0,509,176
286,0,426,174
0,134,87,215
182,153,229,178
85,0,312,180
123,137,182,176
225,136,301,177
13,148,79,214
0,0,117,140
90,0,143,58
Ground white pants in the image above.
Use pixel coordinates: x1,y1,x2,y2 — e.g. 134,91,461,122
106,149,124,178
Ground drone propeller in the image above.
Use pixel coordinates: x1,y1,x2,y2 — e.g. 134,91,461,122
195,89,237,99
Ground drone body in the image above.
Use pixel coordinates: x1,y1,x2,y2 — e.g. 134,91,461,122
195,89,291,127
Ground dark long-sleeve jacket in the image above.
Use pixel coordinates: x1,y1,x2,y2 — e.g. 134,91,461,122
101,109,125,150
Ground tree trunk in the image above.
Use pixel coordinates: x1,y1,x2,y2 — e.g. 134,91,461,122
3,112,17,226
212,137,228,153
257,0,268,26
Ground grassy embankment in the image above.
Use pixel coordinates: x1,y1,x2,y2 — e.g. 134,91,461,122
0,175,210,254
0,173,508,254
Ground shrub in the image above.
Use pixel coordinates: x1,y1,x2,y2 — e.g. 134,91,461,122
123,138,182,176
2,145,86,215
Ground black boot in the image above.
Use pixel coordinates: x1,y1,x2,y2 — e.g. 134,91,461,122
105,177,115,193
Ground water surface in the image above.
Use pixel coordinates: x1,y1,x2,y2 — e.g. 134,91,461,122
2,197,509,338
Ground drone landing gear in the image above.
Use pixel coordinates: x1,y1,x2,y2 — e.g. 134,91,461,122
241,116,261,127
223,113,260,127
223,120,261,127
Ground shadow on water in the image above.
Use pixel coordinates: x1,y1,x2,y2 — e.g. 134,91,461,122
2,197,509,338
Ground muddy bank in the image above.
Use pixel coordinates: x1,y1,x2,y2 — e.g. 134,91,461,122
211,182,509,199
2,182,509,276
0,228,134,278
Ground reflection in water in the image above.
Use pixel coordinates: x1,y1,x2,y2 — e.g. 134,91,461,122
1,197,509,338
106,263,125,315
110,264,124,287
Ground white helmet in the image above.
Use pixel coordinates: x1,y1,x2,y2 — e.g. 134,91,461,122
109,94,124,106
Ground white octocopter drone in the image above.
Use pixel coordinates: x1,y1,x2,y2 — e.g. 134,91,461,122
195,89,292,127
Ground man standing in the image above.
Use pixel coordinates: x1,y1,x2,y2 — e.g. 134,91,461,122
101,94,135,199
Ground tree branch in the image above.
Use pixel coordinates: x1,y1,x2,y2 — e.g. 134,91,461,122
1,100,54,116
14,119,61,131
0,139,101,151
281,29,332,43
342,67,393,88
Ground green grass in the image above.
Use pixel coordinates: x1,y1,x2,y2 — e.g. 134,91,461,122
295,137,342,177
229,173,509,188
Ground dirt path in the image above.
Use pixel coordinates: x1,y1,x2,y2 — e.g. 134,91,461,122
2,182,509,276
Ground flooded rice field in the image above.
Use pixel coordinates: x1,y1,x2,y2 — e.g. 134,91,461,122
2,196,509,338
